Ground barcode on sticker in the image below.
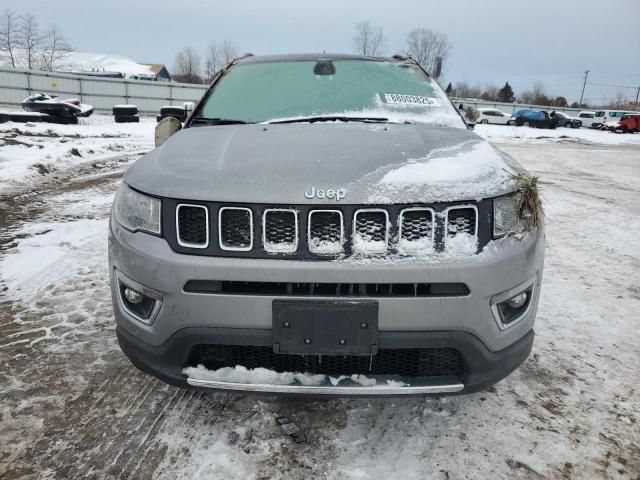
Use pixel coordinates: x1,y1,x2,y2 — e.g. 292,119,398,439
383,94,440,106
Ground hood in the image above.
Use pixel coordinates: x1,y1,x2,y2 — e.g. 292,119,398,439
125,123,524,204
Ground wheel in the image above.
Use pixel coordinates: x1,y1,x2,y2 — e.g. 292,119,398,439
113,105,138,116
160,106,186,116
114,115,140,123
523,121,531,127
480,119,489,124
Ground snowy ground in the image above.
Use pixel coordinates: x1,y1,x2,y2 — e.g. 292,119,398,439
0,119,639,479
474,123,640,146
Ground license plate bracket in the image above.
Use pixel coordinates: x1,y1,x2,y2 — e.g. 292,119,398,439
272,299,378,356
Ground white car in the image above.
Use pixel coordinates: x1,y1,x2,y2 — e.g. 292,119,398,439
476,108,511,125
577,111,597,128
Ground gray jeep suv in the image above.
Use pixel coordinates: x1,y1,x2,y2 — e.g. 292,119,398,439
109,54,545,396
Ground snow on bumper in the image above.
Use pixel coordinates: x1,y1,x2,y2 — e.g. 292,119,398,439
182,365,464,395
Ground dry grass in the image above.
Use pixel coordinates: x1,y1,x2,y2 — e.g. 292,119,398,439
508,171,544,227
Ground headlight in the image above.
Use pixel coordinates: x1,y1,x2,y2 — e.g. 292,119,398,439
114,184,161,235
493,194,522,238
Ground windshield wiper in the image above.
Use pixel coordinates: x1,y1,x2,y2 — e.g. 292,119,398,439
269,115,389,124
190,117,252,126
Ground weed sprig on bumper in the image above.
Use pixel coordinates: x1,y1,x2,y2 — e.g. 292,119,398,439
505,170,544,227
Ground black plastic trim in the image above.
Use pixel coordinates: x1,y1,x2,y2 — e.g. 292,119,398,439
116,326,534,396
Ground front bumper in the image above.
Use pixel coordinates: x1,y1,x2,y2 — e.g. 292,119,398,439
117,325,534,396
109,219,544,395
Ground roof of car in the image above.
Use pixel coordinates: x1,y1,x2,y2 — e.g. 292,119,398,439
235,53,409,65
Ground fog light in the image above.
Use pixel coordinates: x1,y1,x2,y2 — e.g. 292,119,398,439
124,287,144,304
506,292,528,309
117,275,161,324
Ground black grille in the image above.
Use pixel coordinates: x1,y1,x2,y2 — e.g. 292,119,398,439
164,199,491,259
220,208,252,249
183,280,470,297
400,209,433,245
177,205,208,246
264,210,297,251
446,207,477,237
308,211,342,253
187,344,464,378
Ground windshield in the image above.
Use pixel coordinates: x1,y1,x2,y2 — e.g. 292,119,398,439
196,59,465,128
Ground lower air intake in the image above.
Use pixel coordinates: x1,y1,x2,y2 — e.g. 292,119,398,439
187,345,465,378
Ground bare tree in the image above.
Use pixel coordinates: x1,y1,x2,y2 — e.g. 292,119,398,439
173,47,202,84
18,13,42,69
480,83,500,101
353,21,385,56
454,81,482,99
204,42,220,82
218,39,238,67
0,9,19,67
406,27,451,77
40,25,72,71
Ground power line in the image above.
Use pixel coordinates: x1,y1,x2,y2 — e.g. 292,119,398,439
587,81,638,90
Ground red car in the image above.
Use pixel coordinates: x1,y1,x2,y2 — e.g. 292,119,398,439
609,114,640,133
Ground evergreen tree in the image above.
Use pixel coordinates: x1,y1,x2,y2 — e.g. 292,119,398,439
445,82,453,95
498,82,515,103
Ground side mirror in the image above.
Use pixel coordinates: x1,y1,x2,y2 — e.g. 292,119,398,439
155,116,182,147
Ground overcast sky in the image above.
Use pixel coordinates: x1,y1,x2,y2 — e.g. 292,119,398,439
4,0,640,103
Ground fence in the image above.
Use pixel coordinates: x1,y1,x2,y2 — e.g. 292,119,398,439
451,98,588,116
0,66,208,114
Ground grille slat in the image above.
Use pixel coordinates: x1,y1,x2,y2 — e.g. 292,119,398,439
399,208,434,252
353,209,389,254
308,210,343,255
188,344,464,378
446,207,477,238
263,209,297,253
219,207,253,251
176,205,208,248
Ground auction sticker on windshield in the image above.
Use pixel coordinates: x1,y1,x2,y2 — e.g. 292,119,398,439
383,94,441,106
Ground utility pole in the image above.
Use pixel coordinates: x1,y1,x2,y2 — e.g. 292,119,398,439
579,70,589,106
635,85,640,108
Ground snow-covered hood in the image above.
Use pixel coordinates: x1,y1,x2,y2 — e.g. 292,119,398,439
125,123,524,204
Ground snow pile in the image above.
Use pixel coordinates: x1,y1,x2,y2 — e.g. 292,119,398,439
183,365,327,387
309,239,344,255
0,115,155,195
475,124,640,145
62,52,156,79
353,233,386,254
369,141,519,203
0,219,108,293
397,236,434,255
183,365,412,389
444,232,478,256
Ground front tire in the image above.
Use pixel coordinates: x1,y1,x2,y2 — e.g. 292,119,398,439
480,119,489,124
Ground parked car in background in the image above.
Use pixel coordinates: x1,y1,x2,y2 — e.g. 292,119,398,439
593,110,630,129
608,113,640,133
577,111,597,128
508,110,558,129
551,111,582,128
476,108,511,125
